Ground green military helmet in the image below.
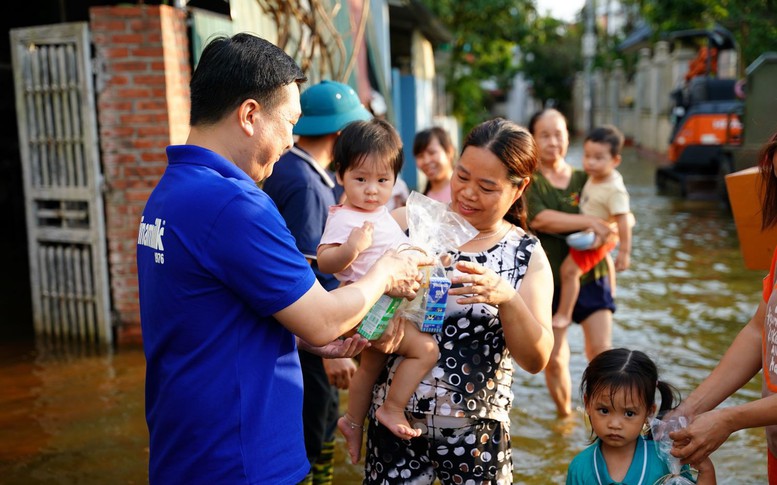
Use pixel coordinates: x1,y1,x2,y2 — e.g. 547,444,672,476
294,80,373,136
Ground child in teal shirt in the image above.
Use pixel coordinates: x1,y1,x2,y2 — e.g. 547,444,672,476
566,348,716,484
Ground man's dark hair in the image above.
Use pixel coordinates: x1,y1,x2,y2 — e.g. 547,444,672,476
585,124,625,158
190,33,306,126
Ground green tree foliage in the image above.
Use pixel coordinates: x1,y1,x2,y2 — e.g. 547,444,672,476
420,0,534,133
622,0,777,69
521,16,583,122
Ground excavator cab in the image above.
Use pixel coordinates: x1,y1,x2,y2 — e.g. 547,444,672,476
657,26,743,198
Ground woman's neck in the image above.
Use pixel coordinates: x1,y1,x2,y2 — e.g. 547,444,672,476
538,159,572,189
428,178,450,193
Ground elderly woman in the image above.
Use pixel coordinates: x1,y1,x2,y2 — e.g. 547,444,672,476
525,108,616,418
363,118,554,484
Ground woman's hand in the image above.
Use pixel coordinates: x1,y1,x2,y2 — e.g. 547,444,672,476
669,409,733,466
588,216,616,246
448,260,517,307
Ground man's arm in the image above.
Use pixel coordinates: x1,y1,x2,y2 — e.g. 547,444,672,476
276,250,425,346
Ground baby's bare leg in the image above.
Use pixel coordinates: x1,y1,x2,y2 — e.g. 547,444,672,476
338,348,386,464
554,255,582,329
375,322,439,440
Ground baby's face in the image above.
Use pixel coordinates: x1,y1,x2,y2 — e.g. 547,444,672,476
582,141,620,182
338,155,395,211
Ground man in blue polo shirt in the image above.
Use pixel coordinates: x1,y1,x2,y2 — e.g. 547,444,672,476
264,80,371,484
136,34,425,485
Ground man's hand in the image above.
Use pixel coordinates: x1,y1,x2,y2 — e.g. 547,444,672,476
323,357,357,390
297,334,370,359
378,250,432,299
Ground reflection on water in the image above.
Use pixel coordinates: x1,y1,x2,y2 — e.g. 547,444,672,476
0,146,767,484
0,340,148,484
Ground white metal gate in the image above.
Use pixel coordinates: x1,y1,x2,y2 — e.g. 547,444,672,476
10,22,112,344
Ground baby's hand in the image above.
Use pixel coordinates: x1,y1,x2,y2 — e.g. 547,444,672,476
347,221,373,254
615,251,630,272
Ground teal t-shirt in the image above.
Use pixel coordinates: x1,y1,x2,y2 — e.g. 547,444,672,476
526,169,608,285
566,437,695,485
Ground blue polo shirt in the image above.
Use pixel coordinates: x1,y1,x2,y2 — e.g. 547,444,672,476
137,145,316,484
264,146,339,291
566,437,695,485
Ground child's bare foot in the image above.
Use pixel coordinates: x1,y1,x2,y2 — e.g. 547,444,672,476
337,414,364,464
552,313,572,329
375,405,421,440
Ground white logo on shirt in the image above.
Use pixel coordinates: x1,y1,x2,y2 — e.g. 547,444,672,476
138,216,165,264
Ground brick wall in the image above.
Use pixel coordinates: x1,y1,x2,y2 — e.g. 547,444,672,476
90,5,190,345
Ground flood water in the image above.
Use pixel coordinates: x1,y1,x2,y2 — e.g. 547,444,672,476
0,145,768,484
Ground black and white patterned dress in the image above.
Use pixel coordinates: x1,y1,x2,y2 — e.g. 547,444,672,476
364,227,539,485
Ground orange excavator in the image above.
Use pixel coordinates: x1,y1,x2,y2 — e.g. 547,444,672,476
657,26,743,199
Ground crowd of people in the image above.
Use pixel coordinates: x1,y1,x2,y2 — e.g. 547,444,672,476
136,32,777,484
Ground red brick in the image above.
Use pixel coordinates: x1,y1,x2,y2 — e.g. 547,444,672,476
131,47,164,58
111,34,144,45
100,101,133,112
91,21,127,33
125,189,153,202
129,18,161,30
115,88,153,99
120,113,168,124
106,75,130,86
132,138,168,149
111,61,150,72
102,127,135,138
134,74,166,86
140,151,167,163
104,47,130,58
137,126,170,137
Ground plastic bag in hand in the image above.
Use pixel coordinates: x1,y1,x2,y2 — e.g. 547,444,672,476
649,416,695,485
397,191,477,331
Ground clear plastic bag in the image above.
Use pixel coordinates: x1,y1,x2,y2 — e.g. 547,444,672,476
649,416,695,485
396,191,478,331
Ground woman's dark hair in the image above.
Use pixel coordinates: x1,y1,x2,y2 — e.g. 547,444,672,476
190,33,306,126
758,130,777,229
527,108,568,136
413,127,456,195
413,126,455,158
332,119,404,180
581,348,680,441
461,118,537,230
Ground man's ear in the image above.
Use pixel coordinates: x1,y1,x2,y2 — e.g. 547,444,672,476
238,99,261,136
